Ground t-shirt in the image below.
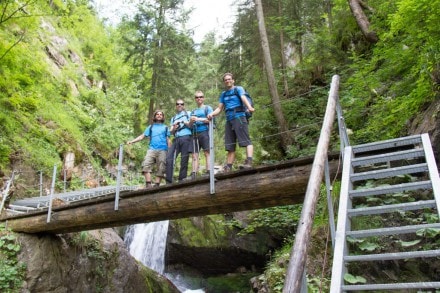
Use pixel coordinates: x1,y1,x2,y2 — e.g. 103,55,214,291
219,86,246,121
144,123,170,150
170,111,192,137
191,105,213,133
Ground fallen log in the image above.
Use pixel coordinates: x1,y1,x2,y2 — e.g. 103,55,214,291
1,155,341,234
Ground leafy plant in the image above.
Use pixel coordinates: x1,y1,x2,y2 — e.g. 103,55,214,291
0,225,26,292
344,273,367,284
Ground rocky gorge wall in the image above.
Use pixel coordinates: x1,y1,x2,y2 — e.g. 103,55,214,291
16,228,179,293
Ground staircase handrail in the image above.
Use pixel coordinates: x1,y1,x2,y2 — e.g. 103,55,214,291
283,75,340,292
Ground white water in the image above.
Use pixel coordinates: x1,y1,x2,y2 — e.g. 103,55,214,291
125,221,169,274
124,221,205,293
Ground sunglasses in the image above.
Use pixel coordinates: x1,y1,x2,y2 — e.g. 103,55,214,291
176,103,184,106
195,96,204,99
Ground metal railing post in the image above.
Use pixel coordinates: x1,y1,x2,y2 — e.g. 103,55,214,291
63,169,67,193
39,170,43,197
115,144,124,210
325,157,336,249
209,120,215,195
47,165,57,223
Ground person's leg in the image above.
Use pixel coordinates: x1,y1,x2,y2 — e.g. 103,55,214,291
165,143,177,184
204,150,210,171
224,120,236,171
235,116,253,168
155,150,167,186
227,151,235,164
154,176,163,185
142,150,155,187
198,132,210,173
144,171,150,181
191,136,199,178
178,136,191,181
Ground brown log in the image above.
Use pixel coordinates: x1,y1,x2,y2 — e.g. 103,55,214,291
1,155,341,234
348,0,378,43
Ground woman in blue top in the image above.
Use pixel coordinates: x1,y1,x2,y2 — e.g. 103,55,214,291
188,90,213,179
208,73,255,172
127,110,171,188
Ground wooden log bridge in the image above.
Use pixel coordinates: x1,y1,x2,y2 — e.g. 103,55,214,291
1,154,341,234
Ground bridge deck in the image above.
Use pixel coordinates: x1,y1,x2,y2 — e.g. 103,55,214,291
1,154,341,234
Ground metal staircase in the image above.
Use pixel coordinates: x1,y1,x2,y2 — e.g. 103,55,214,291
330,133,440,292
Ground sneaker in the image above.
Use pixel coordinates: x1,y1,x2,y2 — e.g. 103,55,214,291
239,159,252,169
191,172,197,180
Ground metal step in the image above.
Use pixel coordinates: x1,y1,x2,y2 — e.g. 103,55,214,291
350,180,432,198
342,282,440,291
345,249,440,262
351,148,425,167
330,134,440,292
351,135,422,154
347,200,437,216
350,163,428,182
346,222,440,238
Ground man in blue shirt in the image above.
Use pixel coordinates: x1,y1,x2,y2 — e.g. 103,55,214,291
166,99,192,183
127,110,171,188
188,90,213,179
208,73,255,172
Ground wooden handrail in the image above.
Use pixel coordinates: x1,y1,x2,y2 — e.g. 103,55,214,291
283,75,340,292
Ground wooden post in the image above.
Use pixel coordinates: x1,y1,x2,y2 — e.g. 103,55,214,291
282,75,340,292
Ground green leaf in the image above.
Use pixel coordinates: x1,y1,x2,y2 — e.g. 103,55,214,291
344,273,367,284
358,241,380,252
399,239,421,247
416,228,440,238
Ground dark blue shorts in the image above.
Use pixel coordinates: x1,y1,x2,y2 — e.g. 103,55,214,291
189,131,210,153
224,116,252,151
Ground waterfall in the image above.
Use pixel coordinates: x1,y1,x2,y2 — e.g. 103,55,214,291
125,221,169,274
124,221,205,293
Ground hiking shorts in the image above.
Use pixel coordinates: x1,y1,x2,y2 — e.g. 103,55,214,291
225,116,252,152
142,149,167,177
189,131,210,153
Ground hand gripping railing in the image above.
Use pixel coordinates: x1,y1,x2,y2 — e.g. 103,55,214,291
283,75,341,292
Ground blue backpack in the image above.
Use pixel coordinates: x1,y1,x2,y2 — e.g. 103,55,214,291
227,87,254,121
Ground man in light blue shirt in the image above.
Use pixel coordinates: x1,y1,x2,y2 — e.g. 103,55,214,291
188,90,213,179
166,99,192,183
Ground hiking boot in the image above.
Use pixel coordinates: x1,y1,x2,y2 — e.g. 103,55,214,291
191,172,197,180
239,159,252,169
222,165,232,173
145,182,153,189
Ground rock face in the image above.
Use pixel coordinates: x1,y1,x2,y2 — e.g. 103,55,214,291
166,212,280,276
17,229,179,293
408,99,440,162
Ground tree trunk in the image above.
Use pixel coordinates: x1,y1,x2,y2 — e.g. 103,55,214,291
347,0,378,43
254,0,292,151
278,0,290,97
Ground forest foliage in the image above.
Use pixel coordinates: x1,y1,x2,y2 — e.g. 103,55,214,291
0,0,438,176
0,0,439,290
